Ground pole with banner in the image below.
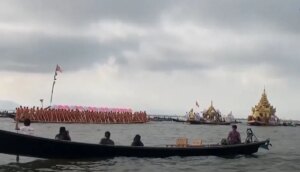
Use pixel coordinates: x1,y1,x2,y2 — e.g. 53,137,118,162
50,64,62,106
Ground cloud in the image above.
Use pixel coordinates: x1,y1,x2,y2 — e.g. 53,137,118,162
1,1,300,119
0,21,142,72
1,0,300,75
0,0,172,25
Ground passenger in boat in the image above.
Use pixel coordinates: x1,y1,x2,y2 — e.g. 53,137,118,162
100,131,115,145
15,118,34,135
55,127,71,141
227,125,241,144
131,134,144,146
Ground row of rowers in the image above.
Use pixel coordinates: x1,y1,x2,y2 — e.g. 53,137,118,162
16,106,147,116
15,118,144,147
15,106,148,123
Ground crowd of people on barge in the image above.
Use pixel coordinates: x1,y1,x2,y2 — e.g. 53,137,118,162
15,106,147,124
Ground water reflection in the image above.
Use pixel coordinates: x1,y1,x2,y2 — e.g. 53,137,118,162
0,154,263,172
0,158,117,172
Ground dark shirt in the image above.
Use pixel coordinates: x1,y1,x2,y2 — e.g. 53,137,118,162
131,140,144,147
55,133,71,141
100,138,115,145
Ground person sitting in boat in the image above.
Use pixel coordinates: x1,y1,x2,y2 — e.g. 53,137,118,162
227,125,241,144
100,131,115,145
15,118,34,135
131,134,144,146
55,127,71,141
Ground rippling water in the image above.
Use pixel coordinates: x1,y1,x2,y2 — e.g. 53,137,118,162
0,118,299,172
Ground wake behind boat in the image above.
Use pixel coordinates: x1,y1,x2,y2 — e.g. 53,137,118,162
0,129,270,159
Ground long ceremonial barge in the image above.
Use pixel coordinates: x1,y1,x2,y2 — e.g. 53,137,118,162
187,102,231,125
15,106,147,124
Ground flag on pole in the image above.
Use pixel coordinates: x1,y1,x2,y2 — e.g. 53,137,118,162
54,64,62,80
56,64,63,73
196,101,199,108
50,64,62,105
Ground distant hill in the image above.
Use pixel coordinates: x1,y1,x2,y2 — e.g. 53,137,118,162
0,100,19,111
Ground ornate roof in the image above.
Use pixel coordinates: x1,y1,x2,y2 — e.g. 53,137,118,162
249,89,277,122
206,101,217,114
257,89,271,108
203,101,222,121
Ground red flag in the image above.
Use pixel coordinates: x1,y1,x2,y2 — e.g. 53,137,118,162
56,64,63,73
196,101,199,108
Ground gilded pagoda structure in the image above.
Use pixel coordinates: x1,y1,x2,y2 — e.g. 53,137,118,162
202,101,223,122
187,108,196,121
187,101,230,125
248,89,280,126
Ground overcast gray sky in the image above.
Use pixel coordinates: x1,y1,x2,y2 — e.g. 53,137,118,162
1,0,300,120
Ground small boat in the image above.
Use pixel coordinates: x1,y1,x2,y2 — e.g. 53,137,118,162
189,121,231,125
281,122,296,127
0,111,16,119
149,117,174,122
172,118,186,123
0,129,270,159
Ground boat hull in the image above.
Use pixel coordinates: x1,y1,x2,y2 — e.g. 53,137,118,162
0,130,267,159
172,119,186,123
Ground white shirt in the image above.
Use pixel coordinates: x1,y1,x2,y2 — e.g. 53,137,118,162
20,126,34,135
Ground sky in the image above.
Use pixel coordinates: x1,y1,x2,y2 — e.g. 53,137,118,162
0,0,300,120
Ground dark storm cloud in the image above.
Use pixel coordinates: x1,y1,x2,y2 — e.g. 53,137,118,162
0,33,138,72
1,0,173,25
0,0,174,72
174,0,300,33
0,0,300,75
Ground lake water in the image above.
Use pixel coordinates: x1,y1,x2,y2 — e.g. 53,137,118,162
0,118,299,172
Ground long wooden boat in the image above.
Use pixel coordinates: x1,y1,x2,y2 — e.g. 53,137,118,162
0,111,15,119
172,118,186,123
189,120,231,125
0,129,270,159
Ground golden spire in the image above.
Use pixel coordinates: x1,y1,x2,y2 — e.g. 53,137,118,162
259,88,270,107
248,88,277,123
203,100,221,121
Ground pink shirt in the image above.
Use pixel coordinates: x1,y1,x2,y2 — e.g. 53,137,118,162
228,130,241,144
